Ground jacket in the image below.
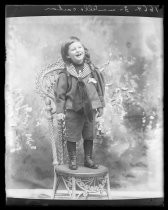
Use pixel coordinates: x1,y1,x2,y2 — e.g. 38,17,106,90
54,62,105,114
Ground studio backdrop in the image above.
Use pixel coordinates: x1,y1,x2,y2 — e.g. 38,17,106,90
5,16,163,197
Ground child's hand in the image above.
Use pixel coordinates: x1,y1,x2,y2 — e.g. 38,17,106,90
57,113,65,120
96,108,103,118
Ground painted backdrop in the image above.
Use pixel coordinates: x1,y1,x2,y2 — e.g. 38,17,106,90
5,16,163,195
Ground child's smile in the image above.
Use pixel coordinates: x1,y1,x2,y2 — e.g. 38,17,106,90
67,42,85,64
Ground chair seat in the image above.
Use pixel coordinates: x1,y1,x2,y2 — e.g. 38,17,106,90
54,164,109,177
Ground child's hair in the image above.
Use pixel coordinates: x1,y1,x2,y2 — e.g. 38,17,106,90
61,36,91,65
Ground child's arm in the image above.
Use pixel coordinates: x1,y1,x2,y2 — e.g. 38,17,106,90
92,67,105,108
54,72,68,115
90,66,105,117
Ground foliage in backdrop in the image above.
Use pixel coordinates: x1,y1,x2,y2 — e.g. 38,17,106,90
5,16,163,192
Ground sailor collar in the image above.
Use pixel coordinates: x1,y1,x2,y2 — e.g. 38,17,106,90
66,63,91,79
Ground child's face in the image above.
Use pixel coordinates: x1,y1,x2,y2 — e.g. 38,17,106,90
67,41,85,65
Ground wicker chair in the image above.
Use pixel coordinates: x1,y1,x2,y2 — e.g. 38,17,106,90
36,58,111,200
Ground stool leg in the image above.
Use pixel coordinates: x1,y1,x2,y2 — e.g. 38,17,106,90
53,171,60,199
52,168,57,199
105,173,111,199
72,177,76,199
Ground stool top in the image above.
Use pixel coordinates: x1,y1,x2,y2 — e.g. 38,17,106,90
55,165,109,177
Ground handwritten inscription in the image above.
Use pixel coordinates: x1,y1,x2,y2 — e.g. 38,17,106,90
44,5,160,13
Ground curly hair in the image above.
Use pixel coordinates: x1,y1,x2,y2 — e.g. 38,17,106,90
61,36,92,65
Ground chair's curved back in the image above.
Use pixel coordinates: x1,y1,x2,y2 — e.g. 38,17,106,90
36,58,68,165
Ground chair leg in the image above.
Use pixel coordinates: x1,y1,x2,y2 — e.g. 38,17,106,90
105,173,111,199
52,171,60,199
71,177,76,199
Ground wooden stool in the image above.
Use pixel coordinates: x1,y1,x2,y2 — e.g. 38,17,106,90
53,165,111,199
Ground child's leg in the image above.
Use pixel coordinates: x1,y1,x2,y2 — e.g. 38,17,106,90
82,110,96,141
65,109,84,170
82,110,99,169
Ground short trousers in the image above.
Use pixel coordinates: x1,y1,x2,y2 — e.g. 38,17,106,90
65,109,96,142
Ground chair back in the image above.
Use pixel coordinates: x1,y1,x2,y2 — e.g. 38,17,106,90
36,58,68,165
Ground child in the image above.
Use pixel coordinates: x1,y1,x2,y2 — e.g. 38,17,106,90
54,36,105,170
